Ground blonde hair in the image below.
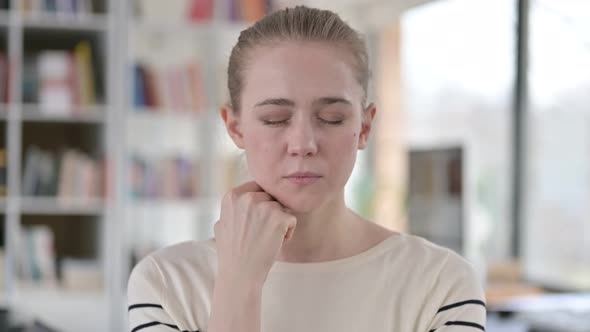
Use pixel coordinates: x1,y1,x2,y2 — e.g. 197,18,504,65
227,5,370,113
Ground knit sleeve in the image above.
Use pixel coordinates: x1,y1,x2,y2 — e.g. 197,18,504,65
127,256,196,332
425,252,487,332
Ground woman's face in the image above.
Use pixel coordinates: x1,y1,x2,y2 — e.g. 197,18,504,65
223,41,375,213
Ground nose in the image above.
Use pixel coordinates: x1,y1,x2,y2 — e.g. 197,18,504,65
287,119,318,157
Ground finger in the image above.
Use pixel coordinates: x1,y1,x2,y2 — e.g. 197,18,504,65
281,206,294,214
233,181,264,195
241,191,274,204
257,200,283,211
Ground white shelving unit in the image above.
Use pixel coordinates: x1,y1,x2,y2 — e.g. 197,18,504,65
0,1,120,331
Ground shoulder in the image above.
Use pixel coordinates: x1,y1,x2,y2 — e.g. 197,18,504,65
384,233,484,303
148,238,216,268
127,240,216,331
394,234,486,330
127,238,217,302
399,233,482,287
387,233,459,271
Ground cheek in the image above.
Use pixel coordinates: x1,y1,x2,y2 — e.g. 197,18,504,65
334,130,359,150
245,132,276,157
243,132,279,178
243,125,269,151
326,130,359,165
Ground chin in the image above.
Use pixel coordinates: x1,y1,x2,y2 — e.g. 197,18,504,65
255,178,335,213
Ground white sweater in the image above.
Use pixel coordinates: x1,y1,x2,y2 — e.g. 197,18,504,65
127,232,486,332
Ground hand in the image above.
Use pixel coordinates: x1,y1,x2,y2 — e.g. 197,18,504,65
214,181,297,284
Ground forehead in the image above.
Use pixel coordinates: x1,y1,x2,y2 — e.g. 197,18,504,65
241,42,363,108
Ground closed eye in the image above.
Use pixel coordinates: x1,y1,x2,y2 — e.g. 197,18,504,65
261,118,344,126
262,119,289,126
318,118,343,125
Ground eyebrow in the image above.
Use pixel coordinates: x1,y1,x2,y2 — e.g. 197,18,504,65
254,97,352,108
254,98,295,108
312,97,353,107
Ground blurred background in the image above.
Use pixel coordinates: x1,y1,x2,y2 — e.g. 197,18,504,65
0,0,588,331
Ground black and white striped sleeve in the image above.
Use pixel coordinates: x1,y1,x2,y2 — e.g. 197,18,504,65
127,256,196,332
426,253,487,332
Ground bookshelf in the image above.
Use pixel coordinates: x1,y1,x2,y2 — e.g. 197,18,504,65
0,0,117,331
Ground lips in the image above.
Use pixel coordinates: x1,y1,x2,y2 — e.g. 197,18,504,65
286,171,321,178
285,172,322,185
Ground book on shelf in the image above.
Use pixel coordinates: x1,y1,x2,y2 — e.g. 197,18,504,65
22,55,38,105
0,148,6,197
16,0,94,17
0,218,4,247
188,0,214,21
135,0,213,22
0,249,4,288
16,227,101,291
228,0,272,22
132,62,206,113
74,41,96,107
17,225,58,288
22,146,105,199
0,51,11,105
130,154,200,200
24,40,98,115
37,51,73,115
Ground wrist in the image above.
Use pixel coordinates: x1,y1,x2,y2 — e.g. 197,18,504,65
216,268,266,292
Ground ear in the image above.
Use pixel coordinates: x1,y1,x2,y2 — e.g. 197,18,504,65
358,102,377,150
220,103,245,149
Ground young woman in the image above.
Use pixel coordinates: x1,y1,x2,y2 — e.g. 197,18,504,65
128,6,486,332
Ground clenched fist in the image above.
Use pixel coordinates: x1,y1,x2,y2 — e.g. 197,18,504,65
214,181,297,284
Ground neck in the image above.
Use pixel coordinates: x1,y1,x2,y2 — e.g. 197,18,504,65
276,191,358,263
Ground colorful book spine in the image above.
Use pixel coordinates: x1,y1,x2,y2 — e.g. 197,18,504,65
129,155,200,199
17,0,93,16
132,62,206,113
187,0,214,22
228,0,270,22
74,40,96,107
22,146,103,198
0,149,6,197
18,226,57,286
37,51,74,113
0,52,6,104
34,40,98,113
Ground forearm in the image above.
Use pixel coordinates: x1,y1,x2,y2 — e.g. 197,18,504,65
208,272,265,332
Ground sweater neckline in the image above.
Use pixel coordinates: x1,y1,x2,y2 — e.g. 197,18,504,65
270,232,402,273
203,232,403,274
